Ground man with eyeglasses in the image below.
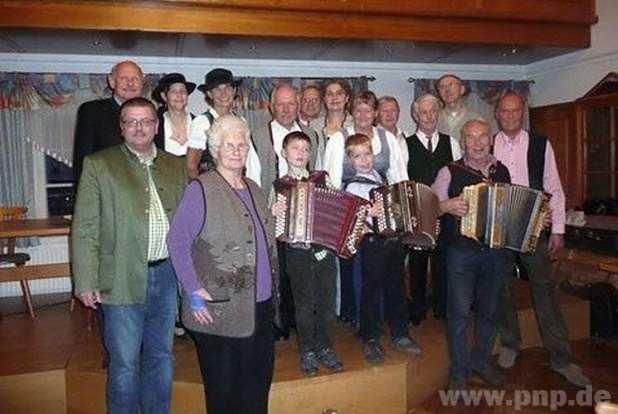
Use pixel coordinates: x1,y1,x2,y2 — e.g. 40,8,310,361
72,97,187,414
73,60,145,185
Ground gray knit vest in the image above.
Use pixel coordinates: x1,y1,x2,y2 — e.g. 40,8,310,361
181,171,279,337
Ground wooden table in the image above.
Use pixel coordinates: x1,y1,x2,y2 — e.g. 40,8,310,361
0,217,72,317
0,216,71,238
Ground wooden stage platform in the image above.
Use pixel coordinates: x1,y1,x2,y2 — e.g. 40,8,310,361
0,279,590,414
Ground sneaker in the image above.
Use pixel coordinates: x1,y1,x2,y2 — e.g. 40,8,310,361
316,347,344,372
391,336,423,356
497,346,519,369
553,363,591,388
299,351,319,376
471,364,505,387
363,339,385,364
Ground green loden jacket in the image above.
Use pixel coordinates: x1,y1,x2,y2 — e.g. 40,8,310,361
71,144,187,305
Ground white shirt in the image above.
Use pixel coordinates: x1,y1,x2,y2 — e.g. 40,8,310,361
385,126,410,167
322,126,409,189
186,107,261,186
187,107,219,150
413,130,462,161
270,120,302,178
162,112,192,156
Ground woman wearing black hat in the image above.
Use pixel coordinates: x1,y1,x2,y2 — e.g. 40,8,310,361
153,73,196,156
186,68,241,178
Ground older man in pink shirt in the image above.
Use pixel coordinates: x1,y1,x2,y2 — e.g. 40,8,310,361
493,92,590,388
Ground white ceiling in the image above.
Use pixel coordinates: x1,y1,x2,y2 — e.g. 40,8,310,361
0,29,578,65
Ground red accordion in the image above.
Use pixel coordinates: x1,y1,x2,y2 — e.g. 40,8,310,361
273,180,370,258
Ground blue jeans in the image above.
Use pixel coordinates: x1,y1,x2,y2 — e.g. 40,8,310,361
446,239,508,381
101,259,177,414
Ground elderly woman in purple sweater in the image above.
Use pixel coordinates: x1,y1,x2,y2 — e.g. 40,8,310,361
167,114,279,414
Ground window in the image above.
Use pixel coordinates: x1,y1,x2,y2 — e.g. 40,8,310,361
45,156,75,216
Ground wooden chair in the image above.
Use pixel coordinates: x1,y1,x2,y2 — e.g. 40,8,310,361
0,206,35,318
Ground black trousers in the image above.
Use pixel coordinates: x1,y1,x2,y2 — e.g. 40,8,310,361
409,243,447,319
339,256,356,322
285,246,337,353
277,242,296,332
359,235,409,341
189,300,275,414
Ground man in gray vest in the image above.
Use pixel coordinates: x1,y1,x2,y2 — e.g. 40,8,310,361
252,82,321,197
494,91,590,388
251,82,320,339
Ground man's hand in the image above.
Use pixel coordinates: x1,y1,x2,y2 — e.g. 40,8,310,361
78,290,101,309
369,199,384,218
544,208,553,228
440,195,468,217
271,199,286,217
547,233,564,255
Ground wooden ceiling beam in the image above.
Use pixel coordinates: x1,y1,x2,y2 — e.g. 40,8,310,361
0,0,595,48
167,0,598,24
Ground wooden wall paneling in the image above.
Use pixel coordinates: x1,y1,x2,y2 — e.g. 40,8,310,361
530,102,581,208
0,0,596,48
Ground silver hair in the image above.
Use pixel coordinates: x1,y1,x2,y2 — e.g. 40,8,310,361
207,114,251,157
459,117,490,146
411,93,440,121
270,82,299,105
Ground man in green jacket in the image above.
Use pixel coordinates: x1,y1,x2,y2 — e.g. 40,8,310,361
72,97,186,414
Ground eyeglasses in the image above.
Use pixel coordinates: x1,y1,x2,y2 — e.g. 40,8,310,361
122,118,157,129
221,142,250,153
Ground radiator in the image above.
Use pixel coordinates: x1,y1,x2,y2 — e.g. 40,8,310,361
0,236,71,297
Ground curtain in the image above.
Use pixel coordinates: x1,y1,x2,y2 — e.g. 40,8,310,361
413,78,533,132
235,76,370,131
0,72,163,166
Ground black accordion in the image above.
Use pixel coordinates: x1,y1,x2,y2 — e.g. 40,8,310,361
370,180,441,249
274,181,370,258
460,182,550,253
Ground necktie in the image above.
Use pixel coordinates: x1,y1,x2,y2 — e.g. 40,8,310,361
427,136,433,153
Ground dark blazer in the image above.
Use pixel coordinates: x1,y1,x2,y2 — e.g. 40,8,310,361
72,97,123,183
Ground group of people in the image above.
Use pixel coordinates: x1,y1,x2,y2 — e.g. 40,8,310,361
71,60,590,414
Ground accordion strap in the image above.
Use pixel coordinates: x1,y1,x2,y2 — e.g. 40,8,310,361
343,175,382,190
449,159,494,183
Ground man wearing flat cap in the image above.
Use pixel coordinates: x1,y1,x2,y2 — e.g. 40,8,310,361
186,68,260,183
436,74,481,143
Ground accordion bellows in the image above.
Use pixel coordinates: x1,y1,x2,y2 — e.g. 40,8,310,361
460,182,550,253
274,181,370,258
370,181,441,249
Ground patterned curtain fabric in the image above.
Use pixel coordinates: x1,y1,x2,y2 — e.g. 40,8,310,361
0,72,163,166
236,76,370,111
234,76,370,136
413,78,533,132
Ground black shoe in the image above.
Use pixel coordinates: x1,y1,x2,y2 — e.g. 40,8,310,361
300,351,319,376
391,336,423,356
363,339,385,364
273,324,290,341
316,347,344,372
472,364,505,387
